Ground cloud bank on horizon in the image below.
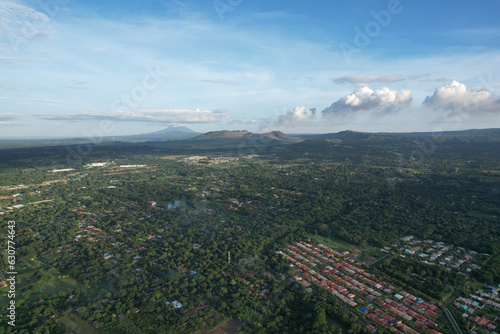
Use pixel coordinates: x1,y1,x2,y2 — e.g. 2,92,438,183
1,0,500,137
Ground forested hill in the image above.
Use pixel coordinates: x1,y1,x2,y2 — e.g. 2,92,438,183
1,127,500,151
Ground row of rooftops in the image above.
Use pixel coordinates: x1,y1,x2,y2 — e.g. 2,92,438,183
283,241,443,333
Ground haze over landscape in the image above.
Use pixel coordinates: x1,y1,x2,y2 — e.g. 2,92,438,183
1,0,500,138
2,2,500,334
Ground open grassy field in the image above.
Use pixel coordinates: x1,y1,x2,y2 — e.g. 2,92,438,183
38,277,80,296
57,314,100,334
308,233,358,252
467,280,486,291
198,318,241,334
308,233,386,264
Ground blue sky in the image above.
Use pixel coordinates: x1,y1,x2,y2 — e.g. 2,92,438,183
1,0,500,138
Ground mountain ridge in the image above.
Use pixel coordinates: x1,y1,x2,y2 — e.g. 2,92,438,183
118,125,200,141
191,130,301,142
1,128,500,150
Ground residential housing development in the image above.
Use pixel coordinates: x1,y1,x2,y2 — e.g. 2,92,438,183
280,241,445,334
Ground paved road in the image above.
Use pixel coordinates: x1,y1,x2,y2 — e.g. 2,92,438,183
369,253,392,267
444,307,464,334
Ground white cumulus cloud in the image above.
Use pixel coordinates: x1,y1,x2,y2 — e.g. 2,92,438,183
423,80,500,113
277,106,316,127
322,87,412,116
